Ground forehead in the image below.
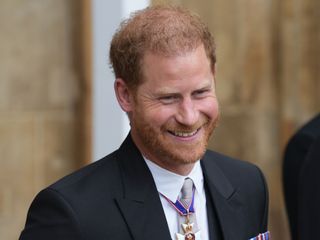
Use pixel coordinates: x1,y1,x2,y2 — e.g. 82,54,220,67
140,45,213,86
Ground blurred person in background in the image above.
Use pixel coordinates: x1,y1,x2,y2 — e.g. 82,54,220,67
283,113,320,240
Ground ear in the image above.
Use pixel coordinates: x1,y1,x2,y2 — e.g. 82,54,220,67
114,78,133,112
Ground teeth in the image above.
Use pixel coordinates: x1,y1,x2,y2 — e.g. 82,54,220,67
173,130,198,137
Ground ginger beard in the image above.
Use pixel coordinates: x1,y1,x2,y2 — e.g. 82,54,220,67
130,108,220,168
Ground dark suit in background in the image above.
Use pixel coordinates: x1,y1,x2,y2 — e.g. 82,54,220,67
283,113,320,240
20,134,268,240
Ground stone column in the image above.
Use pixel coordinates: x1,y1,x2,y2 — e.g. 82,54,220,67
0,1,83,239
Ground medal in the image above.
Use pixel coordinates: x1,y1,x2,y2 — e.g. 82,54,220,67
160,182,200,239
176,222,196,240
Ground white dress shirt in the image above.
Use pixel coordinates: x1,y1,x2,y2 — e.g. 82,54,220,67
145,158,209,240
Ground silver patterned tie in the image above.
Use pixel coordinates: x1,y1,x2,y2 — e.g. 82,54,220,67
176,178,199,240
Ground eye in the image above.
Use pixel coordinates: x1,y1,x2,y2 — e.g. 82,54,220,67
193,89,209,98
158,95,179,104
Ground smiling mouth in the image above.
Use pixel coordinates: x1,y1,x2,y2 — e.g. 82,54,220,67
168,128,200,137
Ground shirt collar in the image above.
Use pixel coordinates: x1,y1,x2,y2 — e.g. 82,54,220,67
144,158,204,202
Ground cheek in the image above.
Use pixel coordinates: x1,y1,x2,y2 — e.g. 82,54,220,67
200,99,219,119
145,107,176,127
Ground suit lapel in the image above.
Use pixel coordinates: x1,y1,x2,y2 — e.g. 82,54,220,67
201,153,248,240
113,135,249,240
114,135,171,240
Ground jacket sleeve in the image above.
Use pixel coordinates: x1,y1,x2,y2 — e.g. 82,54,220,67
19,188,84,240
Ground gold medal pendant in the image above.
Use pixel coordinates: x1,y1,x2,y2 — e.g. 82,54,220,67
176,222,195,240
182,223,195,240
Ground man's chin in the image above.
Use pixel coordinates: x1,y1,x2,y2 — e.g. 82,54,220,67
165,149,206,165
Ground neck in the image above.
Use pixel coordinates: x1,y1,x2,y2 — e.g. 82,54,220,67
145,157,196,176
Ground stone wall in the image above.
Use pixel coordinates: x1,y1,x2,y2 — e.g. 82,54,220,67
0,1,86,239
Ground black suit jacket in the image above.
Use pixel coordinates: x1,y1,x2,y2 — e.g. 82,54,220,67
283,113,320,240
20,134,268,240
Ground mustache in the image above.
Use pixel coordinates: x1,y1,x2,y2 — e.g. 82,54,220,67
164,120,208,133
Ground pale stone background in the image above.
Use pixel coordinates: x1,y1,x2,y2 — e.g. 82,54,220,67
0,0,319,240
0,1,88,240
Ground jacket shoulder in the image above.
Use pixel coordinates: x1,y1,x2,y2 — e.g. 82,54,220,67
49,151,119,190
204,150,262,176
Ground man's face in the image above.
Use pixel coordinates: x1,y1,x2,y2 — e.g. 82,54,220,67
128,45,219,173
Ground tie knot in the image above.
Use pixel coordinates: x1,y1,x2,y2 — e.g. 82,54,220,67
180,178,194,204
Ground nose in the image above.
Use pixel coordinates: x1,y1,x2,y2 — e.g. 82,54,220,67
175,98,199,126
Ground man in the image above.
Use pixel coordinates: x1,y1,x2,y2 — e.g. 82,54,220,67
20,6,269,240
283,113,320,240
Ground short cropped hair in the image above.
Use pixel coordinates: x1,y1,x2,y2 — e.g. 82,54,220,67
109,5,216,91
